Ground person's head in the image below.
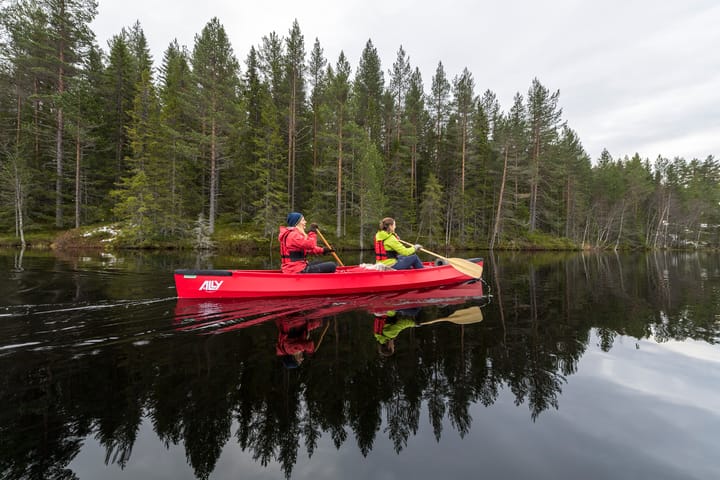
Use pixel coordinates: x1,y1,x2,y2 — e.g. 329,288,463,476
377,339,396,357
287,212,306,229
379,217,395,232
281,352,305,369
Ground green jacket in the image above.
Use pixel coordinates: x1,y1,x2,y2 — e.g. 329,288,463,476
375,231,416,266
374,315,418,344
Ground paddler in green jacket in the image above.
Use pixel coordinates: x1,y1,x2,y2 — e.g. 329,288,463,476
373,308,421,357
374,217,424,270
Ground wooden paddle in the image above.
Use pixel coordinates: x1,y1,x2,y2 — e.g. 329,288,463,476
314,319,332,350
316,228,345,266
419,306,483,326
397,239,483,279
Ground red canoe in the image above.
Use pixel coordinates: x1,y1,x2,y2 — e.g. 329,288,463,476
174,259,483,299
174,279,488,333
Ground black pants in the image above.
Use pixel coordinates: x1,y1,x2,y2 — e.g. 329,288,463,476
302,261,337,273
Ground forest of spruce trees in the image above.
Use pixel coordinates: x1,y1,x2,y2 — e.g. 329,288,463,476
1,0,718,250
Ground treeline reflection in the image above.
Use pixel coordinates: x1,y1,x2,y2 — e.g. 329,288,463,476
1,252,718,479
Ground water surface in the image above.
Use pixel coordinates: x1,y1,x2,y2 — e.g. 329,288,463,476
1,250,718,480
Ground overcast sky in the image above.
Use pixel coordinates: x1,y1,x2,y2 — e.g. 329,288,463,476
90,0,720,163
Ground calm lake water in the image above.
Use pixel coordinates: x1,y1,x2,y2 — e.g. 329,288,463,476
1,249,718,480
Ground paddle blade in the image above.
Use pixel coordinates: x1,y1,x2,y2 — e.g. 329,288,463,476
421,306,484,326
447,258,484,279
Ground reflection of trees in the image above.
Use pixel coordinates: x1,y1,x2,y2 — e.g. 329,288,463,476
2,252,719,479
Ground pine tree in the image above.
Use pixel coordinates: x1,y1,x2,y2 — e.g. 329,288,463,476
428,62,451,178
191,17,240,234
353,132,385,249
326,52,352,237
249,83,286,236
1,1,54,226
257,31,289,214
384,46,414,228
64,44,104,228
2,0,97,228
110,69,167,244
490,113,510,249
556,126,591,241
158,40,198,231
418,173,444,245
126,20,153,83
590,149,624,247
388,46,411,145
102,33,136,195
0,149,30,246
353,40,384,148
44,0,98,227
451,67,475,238
527,78,562,232
243,43,286,236
474,90,501,240
403,68,427,204
507,92,528,229
307,38,327,174
284,20,306,210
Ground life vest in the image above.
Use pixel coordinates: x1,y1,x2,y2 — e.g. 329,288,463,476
374,233,399,262
276,317,321,356
373,316,387,335
280,228,306,265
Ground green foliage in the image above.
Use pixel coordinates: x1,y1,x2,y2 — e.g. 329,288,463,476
191,17,241,233
418,173,444,245
354,40,384,147
110,169,156,246
352,131,385,248
492,229,579,251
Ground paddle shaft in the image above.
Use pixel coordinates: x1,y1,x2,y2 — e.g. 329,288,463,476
316,229,344,266
397,239,449,262
397,239,484,279
314,319,332,350
419,306,483,326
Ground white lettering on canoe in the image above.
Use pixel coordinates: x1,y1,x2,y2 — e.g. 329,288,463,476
199,280,224,292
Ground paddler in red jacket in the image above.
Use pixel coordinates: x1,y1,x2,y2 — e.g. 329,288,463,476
276,316,323,368
278,212,337,274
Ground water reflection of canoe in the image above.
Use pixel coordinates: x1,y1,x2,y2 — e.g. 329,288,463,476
173,280,487,333
173,259,483,299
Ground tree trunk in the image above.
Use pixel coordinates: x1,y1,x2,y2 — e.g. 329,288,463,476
615,201,626,251
565,175,572,238
460,114,467,237
14,163,26,248
288,74,296,209
55,40,66,228
336,107,343,237
490,143,509,250
410,131,417,200
15,86,21,147
34,78,40,164
209,116,217,234
75,120,81,228
529,135,540,232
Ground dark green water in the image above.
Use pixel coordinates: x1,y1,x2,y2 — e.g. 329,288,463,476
1,249,718,480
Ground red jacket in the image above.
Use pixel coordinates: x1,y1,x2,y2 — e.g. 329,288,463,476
278,226,324,273
275,317,322,356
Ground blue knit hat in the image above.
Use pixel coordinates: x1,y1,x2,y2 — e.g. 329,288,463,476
286,212,303,227
281,355,299,369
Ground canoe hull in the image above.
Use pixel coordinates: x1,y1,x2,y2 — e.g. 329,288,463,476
174,279,487,333
174,260,483,299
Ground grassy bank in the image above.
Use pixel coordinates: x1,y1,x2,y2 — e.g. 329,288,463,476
2,223,681,253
